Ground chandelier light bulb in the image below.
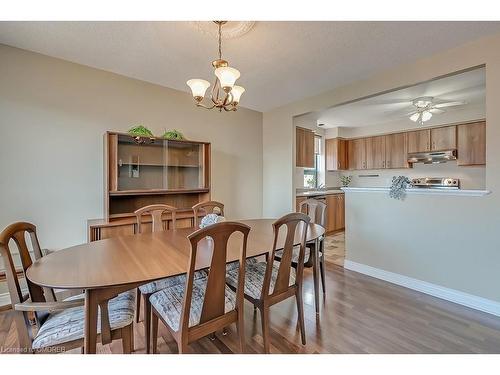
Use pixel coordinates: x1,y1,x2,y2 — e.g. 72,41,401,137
186,79,210,101
230,85,245,104
215,67,241,92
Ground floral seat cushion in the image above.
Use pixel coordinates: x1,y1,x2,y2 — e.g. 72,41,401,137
32,290,135,349
274,246,311,264
139,271,207,295
226,260,296,300
149,277,236,331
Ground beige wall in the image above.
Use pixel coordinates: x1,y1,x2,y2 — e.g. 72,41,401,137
263,33,500,302
0,45,263,252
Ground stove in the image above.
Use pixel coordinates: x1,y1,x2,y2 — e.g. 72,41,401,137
411,177,460,189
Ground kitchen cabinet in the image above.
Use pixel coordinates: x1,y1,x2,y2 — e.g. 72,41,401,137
407,129,430,153
457,121,486,166
326,138,348,171
348,138,367,170
366,136,386,169
385,132,408,169
296,127,315,168
431,126,456,151
295,196,307,212
326,194,345,233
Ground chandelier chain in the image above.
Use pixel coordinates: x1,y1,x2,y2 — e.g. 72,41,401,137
218,22,222,59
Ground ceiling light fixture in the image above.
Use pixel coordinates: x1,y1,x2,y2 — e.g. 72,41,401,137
186,21,244,112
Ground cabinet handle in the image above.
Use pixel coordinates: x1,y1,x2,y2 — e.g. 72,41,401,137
338,161,340,169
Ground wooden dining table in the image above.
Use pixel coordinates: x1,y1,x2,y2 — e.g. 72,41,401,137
26,218,325,354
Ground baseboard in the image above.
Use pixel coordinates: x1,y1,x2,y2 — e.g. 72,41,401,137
344,260,500,317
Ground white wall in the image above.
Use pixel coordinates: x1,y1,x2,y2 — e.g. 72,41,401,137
262,33,500,303
0,45,263,251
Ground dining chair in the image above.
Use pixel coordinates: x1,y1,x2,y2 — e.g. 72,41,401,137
226,212,311,353
134,204,201,353
275,198,327,314
192,200,225,228
0,222,135,353
149,221,250,354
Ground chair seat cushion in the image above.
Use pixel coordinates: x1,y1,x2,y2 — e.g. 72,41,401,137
226,260,296,300
139,271,207,295
275,246,310,264
225,256,258,272
32,290,135,349
149,277,236,331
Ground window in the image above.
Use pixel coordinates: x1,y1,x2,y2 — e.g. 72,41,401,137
304,135,321,188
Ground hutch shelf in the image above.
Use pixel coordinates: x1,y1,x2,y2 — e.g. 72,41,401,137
87,131,211,241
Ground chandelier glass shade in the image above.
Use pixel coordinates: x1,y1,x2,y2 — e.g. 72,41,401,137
187,21,244,112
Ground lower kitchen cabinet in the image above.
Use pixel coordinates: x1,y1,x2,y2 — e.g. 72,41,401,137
295,194,345,234
326,194,345,233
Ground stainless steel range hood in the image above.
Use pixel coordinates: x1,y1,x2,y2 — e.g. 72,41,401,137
407,150,457,164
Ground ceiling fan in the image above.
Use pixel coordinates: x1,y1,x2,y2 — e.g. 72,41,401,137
406,96,466,124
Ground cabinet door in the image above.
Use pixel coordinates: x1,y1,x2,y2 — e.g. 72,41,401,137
296,196,307,212
431,126,456,151
457,122,486,166
296,127,315,168
385,133,408,169
407,129,430,153
335,194,345,231
348,138,366,170
326,195,337,232
366,136,386,169
326,138,347,171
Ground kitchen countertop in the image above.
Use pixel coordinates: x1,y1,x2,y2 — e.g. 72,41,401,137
341,187,491,197
296,189,344,197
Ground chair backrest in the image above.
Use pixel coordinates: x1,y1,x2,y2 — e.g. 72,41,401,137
263,212,310,298
299,198,326,227
134,204,177,233
192,201,225,228
0,222,54,347
181,221,250,333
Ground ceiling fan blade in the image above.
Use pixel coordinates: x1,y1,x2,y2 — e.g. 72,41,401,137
430,108,445,114
433,101,466,108
405,111,418,116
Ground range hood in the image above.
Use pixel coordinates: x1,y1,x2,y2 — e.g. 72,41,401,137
407,149,457,164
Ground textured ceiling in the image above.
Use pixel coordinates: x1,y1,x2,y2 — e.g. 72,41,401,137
0,21,499,111
297,67,485,128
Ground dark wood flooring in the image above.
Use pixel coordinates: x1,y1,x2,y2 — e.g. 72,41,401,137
1,257,500,353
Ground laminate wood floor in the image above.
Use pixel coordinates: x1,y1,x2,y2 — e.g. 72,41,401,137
1,244,500,354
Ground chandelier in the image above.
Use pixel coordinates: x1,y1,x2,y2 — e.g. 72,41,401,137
186,21,245,112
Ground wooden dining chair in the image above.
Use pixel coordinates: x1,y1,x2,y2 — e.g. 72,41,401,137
134,204,191,353
226,212,311,353
275,198,327,314
149,221,250,354
0,222,135,353
192,200,225,228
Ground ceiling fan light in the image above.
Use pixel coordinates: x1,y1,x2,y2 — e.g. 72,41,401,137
421,111,433,122
409,113,420,122
215,67,240,91
230,85,245,104
187,79,210,101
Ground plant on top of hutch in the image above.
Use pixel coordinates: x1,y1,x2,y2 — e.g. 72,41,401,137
87,131,211,241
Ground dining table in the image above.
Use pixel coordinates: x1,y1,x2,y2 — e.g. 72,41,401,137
26,218,325,354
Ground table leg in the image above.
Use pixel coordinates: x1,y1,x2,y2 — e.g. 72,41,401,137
84,289,99,354
312,239,320,315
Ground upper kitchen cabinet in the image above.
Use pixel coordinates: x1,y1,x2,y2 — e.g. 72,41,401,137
385,132,408,169
296,126,315,168
430,125,456,151
348,138,367,170
407,129,430,153
326,138,348,171
457,121,486,166
366,136,386,169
